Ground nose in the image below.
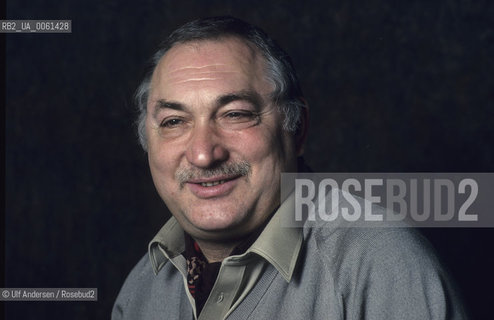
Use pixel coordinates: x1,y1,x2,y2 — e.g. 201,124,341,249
185,122,229,168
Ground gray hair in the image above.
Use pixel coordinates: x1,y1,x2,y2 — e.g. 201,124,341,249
135,16,305,151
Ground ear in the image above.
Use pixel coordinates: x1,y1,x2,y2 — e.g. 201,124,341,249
295,98,309,157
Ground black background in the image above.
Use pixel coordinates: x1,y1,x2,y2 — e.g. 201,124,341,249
4,0,493,319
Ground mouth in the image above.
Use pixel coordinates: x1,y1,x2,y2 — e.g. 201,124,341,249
186,176,241,198
188,174,239,186
199,179,228,187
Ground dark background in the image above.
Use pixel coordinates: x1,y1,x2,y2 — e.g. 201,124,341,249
3,0,493,319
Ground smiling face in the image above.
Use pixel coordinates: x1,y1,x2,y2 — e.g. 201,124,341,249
146,38,300,242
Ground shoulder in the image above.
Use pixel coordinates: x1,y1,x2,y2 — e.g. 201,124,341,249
112,254,155,318
311,224,437,268
112,252,189,320
305,224,468,319
306,224,439,285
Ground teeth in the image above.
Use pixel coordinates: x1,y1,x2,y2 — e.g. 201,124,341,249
200,180,226,187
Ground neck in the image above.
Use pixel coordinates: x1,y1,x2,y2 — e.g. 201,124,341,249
190,219,271,263
194,239,241,263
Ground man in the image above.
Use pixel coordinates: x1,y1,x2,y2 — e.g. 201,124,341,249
113,16,467,319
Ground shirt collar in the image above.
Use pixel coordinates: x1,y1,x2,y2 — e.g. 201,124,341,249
148,218,184,275
148,191,302,282
245,191,302,282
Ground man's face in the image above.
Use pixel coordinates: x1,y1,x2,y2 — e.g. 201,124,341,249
146,38,300,242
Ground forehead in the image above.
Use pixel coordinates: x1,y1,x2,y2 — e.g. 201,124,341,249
148,38,273,101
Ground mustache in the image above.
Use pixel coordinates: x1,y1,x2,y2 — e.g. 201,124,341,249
175,160,251,188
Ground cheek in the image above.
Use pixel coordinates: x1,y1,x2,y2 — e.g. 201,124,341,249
148,147,167,173
230,128,278,163
148,154,182,210
147,143,181,195
229,128,290,184
147,127,182,176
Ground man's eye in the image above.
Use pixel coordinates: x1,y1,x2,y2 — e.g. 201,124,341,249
223,111,257,121
160,118,184,128
219,110,260,130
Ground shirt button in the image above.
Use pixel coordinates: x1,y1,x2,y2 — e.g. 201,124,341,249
217,292,224,303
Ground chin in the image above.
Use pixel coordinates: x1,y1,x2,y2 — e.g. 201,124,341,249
191,217,242,232
185,211,250,237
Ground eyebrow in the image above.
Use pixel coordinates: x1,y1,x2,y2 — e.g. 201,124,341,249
152,100,186,119
216,90,263,110
152,90,264,119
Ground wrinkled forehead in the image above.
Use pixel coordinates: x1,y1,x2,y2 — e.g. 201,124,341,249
149,37,272,93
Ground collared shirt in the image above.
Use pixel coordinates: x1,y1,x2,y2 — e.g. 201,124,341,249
113,189,468,320
148,191,303,320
